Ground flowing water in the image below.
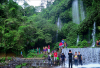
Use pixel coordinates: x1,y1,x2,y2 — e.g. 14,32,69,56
80,0,85,21
72,0,86,45
72,0,80,24
62,48,100,65
76,35,79,45
91,22,96,47
72,0,80,45
56,17,62,42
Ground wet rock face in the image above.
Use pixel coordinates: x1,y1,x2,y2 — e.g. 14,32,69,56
0,58,49,68
62,48,100,65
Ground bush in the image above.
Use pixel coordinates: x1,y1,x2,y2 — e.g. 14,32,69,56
2,57,5,61
22,63,27,66
67,46,78,48
7,57,12,60
77,40,88,47
15,64,21,68
27,52,37,58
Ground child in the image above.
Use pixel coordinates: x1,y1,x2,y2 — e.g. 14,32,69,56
48,45,50,53
48,53,52,65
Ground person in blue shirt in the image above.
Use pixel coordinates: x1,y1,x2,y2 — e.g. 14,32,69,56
61,39,65,47
60,53,66,66
21,51,23,57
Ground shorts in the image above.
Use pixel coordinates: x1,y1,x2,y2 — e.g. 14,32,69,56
59,46,62,48
48,49,50,53
54,57,57,61
62,45,64,47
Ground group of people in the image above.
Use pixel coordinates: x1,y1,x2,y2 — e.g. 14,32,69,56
96,40,100,46
48,50,58,66
48,50,82,68
68,50,82,68
59,39,68,51
43,45,50,54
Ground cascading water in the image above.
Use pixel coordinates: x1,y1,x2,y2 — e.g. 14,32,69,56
80,0,85,21
76,35,79,45
91,22,96,47
72,0,80,45
72,0,80,24
62,48,100,67
72,0,86,45
56,17,62,42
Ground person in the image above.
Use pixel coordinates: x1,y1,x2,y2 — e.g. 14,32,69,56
46,46,48,54
48,45,50,53
59,42,63,50
65,43,68,48
74,52,78,66
78,52,82,65
96,41,99,46
60,53,66,66
37,47,39,54
98,40,100,45
61,39,65,47
68,50,73,68
21,51,23,57
48,53,52,65
54,50,58,64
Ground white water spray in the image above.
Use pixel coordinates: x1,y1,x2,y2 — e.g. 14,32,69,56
56,17,62,42
72,0,80,24
91,22,96,47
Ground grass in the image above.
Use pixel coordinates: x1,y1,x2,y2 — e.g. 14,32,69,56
26,52,48,58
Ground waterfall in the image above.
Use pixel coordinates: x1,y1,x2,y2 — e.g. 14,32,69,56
91,22,96,47
72,0,80,45
80,0,85,21
56,17,62,42
62,48,100,66
57,17,62,31
76,35,79,45
72,0,80,24
72,0,86,45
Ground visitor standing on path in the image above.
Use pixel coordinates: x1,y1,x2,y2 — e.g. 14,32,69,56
60,53,66,66
54,50,58,64
68,50,73,68
61,39,65,48
46,46,48,54
21,51,23,57
78,52,82,65
74,52,78,66
48,53,52,65
48,45,50,53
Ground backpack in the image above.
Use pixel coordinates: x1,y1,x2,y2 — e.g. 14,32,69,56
48,55,50,60
57,57,59,60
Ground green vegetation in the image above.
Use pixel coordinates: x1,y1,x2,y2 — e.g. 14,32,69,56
22,63,27,66
0,57,5,63
15,64,21,68
0,0,100,56
15,63,27,68
7,57,12,60
26,52,47,58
